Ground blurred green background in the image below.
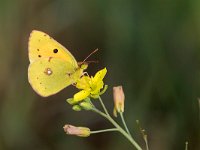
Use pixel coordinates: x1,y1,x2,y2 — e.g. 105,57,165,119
0,0,199,149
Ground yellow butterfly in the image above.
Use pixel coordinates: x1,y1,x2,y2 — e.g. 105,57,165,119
28,30,87,97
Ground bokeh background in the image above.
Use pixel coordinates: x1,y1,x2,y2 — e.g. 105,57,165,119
0,0,199,149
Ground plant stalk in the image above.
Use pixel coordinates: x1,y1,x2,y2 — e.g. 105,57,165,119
92,108,142,150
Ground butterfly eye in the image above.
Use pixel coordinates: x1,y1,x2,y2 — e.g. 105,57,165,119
53,49,58,53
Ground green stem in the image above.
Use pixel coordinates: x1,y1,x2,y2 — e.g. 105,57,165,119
98,96,110,115
120,112,132,137
90,128,118,134
92,108,142,150
145,139,149,150
185,141,188,150
198,99,200,121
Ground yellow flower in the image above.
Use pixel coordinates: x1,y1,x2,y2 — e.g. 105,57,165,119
72,68,108,103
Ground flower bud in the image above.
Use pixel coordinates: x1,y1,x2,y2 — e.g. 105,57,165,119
63,124,90,137
80,101,93,110
113,86,125,117
72,105,82,111
66,98,77,105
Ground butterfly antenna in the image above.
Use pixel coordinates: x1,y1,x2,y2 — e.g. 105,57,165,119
85,60,99,64
82,48,99,63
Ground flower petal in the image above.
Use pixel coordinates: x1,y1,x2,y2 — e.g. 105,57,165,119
93,68,107,83
90,81,103,95
74,90,90,102
76,76,91,90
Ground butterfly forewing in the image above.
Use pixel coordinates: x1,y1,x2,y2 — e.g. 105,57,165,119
28,30,78,68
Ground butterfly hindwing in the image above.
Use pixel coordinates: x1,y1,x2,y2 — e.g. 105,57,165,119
28,58,82,97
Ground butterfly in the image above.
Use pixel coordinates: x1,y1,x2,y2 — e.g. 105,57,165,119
28,30,88,97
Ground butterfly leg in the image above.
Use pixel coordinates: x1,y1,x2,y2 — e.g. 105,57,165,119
81,72,89,77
